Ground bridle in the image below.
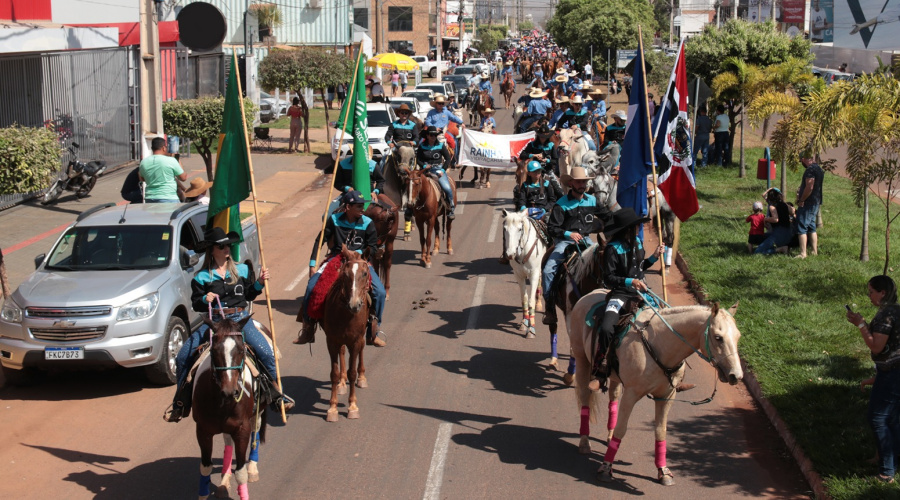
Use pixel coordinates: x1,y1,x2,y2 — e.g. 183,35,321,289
207,298,248,402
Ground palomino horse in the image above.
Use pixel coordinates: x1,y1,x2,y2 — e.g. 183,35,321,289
502,209,548,340
408,168,455,268
566,291,743,486
501,72,515,109
364,195,399,299
193,316,267,500
322,245,371,422
558,128,588,179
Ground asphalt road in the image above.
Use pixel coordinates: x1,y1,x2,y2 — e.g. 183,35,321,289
0,85,810,499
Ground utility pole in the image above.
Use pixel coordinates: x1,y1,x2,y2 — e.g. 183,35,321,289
733,0,738,20
436,0,443,79
139,0,163,156
669,0,674,46
375,0,383,53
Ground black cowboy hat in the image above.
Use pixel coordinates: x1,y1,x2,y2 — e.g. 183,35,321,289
603,208,650,240
536,124,553,137
423,125,440,136
199,226,241,251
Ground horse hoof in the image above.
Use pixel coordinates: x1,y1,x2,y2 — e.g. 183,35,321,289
518,322,526,332
249,472,260,483
348,409,360,419
563,373,575,386
215,484,229,498
326,409,339,422
549,357,559,370
658,467,675,486
248,461,259,483
447,248,453,255
485,182,491,188
597,462,615,482
525,329,536,339
356,377,368,389
578,435,592,455
338,383,348,396
425,262,432,269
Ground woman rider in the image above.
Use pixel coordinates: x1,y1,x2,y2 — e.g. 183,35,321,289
515,160,562,220
164,227,294,422
416,126,456,220
556,95,596,151
518,124,560,176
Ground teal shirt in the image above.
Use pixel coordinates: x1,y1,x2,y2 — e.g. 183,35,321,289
139,154,183,200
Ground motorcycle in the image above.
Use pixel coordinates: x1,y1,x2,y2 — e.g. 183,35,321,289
41,143,107,205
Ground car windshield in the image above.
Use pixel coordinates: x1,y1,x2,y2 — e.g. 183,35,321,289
46,225,172,271
443,76,467,85
368,109,392,127
260,92,272,99
404,92,431,103
454,66,475,75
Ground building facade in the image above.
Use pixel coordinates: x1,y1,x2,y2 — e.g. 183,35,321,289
354,0,435,56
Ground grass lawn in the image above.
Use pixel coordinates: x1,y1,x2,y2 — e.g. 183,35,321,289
680,152,900,498
258,107,329,130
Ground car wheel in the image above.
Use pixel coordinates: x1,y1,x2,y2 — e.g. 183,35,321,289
145,316,187,385
1,365,44,387
430,68,437,78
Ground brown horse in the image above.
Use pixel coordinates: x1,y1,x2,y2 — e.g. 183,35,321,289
192,316,267,500
322,245,371,422
521,60,533,85
365,194,399,299
408,169,455,268
382,143,417,241
501,72,515,109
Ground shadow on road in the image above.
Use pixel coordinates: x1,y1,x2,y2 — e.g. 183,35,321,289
432,345,563,398
384,404,511,431
427,303,519,338
442,257,513,280
62,456,198,499
0,367,148,401
278,374,333,424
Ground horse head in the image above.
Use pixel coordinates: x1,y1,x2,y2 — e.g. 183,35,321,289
582,151,619,211
501,209,528,260
706,302,743,385
207,315,252,401
338,245,370,314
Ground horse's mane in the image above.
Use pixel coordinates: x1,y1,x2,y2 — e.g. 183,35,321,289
569,243,602,285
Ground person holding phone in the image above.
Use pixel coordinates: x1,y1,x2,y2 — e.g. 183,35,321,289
846,275,900,483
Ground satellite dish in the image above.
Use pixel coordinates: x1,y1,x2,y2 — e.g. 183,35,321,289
177,2,227,52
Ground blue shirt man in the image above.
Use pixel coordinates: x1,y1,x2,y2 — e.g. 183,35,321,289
527,95,552,116
425,97,464,131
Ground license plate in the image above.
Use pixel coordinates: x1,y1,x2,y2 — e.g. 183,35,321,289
44,347,84,360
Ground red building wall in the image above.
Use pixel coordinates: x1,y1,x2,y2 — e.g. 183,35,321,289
0,0,52,22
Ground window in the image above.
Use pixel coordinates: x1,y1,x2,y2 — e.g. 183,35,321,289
388,40,414,55
353,8,368,30
388,6,413,31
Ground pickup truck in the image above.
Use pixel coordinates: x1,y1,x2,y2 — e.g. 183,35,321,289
0,202,260,386
411,55,449,78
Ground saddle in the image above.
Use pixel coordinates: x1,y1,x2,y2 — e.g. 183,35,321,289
527,217,551,247
584,295,645,387
423,172,453,212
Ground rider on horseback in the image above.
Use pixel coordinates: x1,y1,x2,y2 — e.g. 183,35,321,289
416,126,456,220
501,61,515,91
556,95,596,151
424,94,464,143
518,124,560,176
164,227,295,423
336,147,385,197
515,160,563,220
385,103,422,154
520,88,551,133
297,190,388,347
541,167,612,325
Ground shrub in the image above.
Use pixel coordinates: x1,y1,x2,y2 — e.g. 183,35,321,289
0,125,62,195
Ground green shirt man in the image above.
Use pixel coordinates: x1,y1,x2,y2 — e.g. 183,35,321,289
139,137,187,202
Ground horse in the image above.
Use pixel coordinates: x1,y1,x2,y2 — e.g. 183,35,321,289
501,72,515,109
192,316,268,500
521,60,533,84
473,89,494,126
558,128,588,179
383,143,417,241
512,104,525,133
649,185,676,250
322,245,371,422
566,292,743,486
408,168,455,268
502,209,548,340
364,195,399,300
581,150,622,212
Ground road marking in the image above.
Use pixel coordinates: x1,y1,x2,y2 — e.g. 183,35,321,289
285,269,309,292
465,277,487,332
455,192,468,215
487,211,501,243
423,423,453,500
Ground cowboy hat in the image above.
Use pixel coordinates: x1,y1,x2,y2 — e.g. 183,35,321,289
581,82,593,89
483,107,495,114
481,71,489,78
555,95,570,104
603,208,650,240
555,68,567,75
569,71,577,77
505,60,513,65
396,103,413,113
560,166,593,188
588,88,608,99
536,124,553,137
430,94,448,105
613,109,627,121
199,226,241,251
528,88,547,98
184,177,213,198
570,95,584,105
554,74,568,83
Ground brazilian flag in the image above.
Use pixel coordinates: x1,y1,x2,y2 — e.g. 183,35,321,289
208,53,252,260
335,52,371,204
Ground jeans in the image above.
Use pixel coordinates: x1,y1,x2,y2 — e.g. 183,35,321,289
753,226,792,255
428,167,455,208
146,198,181,203
520,114,540,133
305,260,386,324
693,136,710,167
542,238,593,298
869,368,900,477
175,310,275,388
712,131,729,166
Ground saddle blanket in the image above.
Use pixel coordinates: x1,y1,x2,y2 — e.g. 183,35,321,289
307,255,345,320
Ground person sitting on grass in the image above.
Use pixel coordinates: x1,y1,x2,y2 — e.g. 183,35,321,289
746,201,766,253
753,188,794,255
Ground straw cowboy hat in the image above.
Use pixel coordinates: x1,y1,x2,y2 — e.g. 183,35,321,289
560,166,593,189
554,74,568,83
483,107,495,114
528,88,548,98
430,94,448,105
555,95,570,104
613,109,627,121
589,88,608,100
603,207,650,240
184,177,213,198
570,95,585,105
581,81,593,90
481,70,489,78
555,68,567,76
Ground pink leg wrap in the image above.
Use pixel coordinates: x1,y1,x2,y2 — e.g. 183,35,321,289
222,445,234,476
607,401,619,431
655,440,667,468
579,406,590,436
604,436,622,463
238,483,249,500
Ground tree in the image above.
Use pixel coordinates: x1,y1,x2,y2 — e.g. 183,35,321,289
477,25,507,54
259,48,353,152
251,4,283,39
711,57,765,175
518,20,534,33
643,49,675,94
162,97,256,179
547,0,657,66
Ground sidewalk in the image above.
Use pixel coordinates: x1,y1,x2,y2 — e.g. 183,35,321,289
0,144,329,293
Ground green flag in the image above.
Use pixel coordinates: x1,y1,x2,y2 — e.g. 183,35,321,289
335,53,371,204
208,54,252,259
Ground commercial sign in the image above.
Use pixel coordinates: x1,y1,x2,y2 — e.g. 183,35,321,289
781,0,806,23
833,0,900,49
809,0,834,43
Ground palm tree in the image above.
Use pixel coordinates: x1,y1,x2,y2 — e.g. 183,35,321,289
711,57,765,177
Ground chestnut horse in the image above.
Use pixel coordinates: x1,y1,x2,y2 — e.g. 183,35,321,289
567,292,743,486
408,169,455,268
193,316,267,500
501,72,515,109
322,246,371,422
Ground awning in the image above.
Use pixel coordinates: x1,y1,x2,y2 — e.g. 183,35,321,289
67,21,179,46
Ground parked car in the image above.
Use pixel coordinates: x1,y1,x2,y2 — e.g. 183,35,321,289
401,89,435,115
259,91,290,123
411,55,449,78
454,65,477,77
0,202,260,386
331,102,397,161
468,58,492,77
416,83,455,101
390,97,427,122
442,75,470,103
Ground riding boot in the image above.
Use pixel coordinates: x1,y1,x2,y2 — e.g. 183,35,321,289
448,205,456,220
267,378,296,411
294,318,316,345
365,315,387,347
163,378,194,423
542,299,557,325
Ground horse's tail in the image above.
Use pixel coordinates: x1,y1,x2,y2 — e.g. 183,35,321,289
575,381,601,425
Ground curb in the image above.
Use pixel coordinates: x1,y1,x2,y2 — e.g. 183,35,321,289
674,251,831,500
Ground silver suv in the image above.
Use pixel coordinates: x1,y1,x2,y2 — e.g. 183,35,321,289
0,202,259,385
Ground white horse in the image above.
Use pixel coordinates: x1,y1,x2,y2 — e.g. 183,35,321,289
581,149,621,212
512,104,525,133
501,209,548,341
558,128,588,179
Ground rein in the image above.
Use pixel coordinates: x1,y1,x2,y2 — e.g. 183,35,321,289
207,296,248,402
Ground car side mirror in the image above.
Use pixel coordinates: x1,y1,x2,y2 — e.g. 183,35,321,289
34,253,46,269
180,248,200,269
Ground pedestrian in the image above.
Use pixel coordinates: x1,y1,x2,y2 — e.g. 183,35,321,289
139,137,187,203
399,70,408,92
337,83,347,107
584,60,593,83
287,97,302,153
712,105,731,166
846,275,900,484
795,150,824,259
326,85,335,109
745,201,766,253
648,93,657,119
369,77,385,103
693,107,713,167
390,70,400,97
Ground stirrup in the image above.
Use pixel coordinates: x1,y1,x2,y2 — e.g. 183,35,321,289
294,322,316,344
272,394,295,412
163,402,184,423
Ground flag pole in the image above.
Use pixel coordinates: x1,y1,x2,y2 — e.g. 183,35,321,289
638,26,668,302
313,48,365,269
231,51,287,422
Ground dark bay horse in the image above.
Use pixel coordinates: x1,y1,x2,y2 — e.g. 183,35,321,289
322,245,372,422
382,143,416,240
193,316,267,500
408,169,455,268
365,195,399,299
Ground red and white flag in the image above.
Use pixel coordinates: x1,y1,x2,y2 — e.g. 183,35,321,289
655,39,699,221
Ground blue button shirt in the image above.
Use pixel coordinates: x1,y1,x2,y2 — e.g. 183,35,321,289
527,98,551,116
425,108,464,129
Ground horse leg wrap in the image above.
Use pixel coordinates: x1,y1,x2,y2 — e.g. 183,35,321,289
580,406,590,436
404,221,412,233
235,464,249,484
222,445,234,477
604,436,622,463
655,440,667,468
551,333,558,360
249,432,260,462
237,483,249,500
607,401,619,431
198,464,213,497
567,355,576,375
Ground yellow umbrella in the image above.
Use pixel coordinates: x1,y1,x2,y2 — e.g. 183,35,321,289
365,52,419,71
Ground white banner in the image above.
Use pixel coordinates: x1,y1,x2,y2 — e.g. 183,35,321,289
457,129,536,169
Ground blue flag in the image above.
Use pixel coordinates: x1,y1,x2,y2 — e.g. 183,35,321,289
617,49,654,235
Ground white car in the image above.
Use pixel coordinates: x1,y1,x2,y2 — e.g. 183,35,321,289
390,98,427,122
330,103,397,161
259,91,291,123
401,89,435,115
